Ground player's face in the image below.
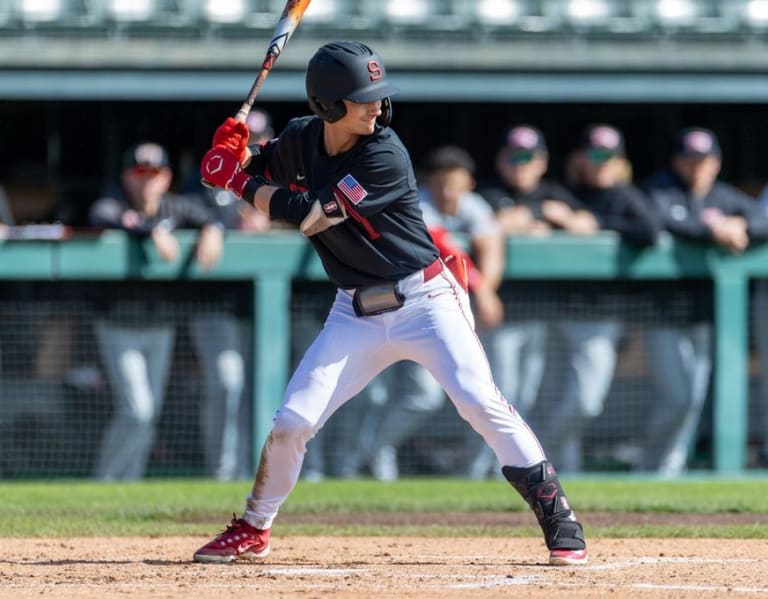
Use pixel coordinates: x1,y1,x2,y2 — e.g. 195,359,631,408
672,154,721,192
428,167,474,216
580,150,626,189
121,165,172,210
340,99,381,135
497,149,548,191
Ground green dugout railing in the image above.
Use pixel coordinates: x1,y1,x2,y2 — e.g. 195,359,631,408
0,229,763,472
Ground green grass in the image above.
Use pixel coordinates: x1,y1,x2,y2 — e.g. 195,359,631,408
0,477,766,538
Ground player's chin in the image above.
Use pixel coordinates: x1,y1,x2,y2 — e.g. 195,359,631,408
361,119,377,134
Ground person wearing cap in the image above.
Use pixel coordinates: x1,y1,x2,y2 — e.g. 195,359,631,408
534,123,659,473
185,110,277,482
193,40,588,566
482,125,598,237
641,127,768,476
89,141,225,480
466,125,600,478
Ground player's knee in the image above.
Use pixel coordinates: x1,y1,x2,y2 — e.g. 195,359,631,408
271,408,316,443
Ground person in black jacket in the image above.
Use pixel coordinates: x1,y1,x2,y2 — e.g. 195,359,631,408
536,124,659,473
642,127,768,476
470,126,599,478
90,142,224,480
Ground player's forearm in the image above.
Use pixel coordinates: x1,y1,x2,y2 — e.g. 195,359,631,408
244,181,278,217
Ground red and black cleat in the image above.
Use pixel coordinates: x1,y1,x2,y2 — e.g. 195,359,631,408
193,514,271,563
502,461,588,566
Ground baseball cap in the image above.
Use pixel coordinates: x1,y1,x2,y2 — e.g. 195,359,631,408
501,125,547,165
673,127,721,158
580,124,625,163
246,109,274,140
122,142,170,170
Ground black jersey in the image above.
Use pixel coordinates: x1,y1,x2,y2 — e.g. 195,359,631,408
480,179,585,224
643,169,768,242
90,187,220,234
569,183,659,246
248,116,438,288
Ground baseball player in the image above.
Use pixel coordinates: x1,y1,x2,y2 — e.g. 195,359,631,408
193,41,587,566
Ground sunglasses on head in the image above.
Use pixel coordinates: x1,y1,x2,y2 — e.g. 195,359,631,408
586,148,618,164
129,165,163,177
506,150,536,165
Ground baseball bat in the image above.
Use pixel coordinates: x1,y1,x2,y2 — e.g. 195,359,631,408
235,0,313,122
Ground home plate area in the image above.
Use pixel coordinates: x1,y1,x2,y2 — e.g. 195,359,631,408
2,537,767,598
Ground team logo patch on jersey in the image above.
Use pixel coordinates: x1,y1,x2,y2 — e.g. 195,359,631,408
336,174,368,205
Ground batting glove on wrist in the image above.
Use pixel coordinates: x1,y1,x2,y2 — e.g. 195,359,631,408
201,147,253,199
213,117,250,165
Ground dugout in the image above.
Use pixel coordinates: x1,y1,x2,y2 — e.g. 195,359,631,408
2,1,768,477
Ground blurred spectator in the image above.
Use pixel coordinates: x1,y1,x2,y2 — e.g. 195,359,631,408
0,185,13,228
470,125,600,477
188,221,267,480
537,124,659,473
754,184,768,467
351,145,504,480
0,185,10,438
89,141,224,480
483,125,598,239
645,127,768,476
187,110,274,480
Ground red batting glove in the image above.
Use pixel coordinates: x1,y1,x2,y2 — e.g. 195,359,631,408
213,117,250,165
200,147,252,198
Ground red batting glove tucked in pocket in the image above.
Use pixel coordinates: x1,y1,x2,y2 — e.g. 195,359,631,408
444,255,469,293
213,117,250,165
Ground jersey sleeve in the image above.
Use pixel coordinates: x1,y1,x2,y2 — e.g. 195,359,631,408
716,183,768,241
598,185,659,246
89,196,124,229
248,119,321,225
246,117,304,186
546,181,587,210
172,194,222,229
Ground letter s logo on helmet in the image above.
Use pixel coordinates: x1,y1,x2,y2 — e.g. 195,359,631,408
367,60,382,81
306,41,399,126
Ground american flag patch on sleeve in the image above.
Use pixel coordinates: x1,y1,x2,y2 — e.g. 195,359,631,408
336,174,369,205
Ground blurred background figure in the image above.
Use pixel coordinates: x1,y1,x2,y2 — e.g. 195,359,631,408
0,184,13,230
483,125,598,239
753,169,768,467
475,125,599,474
90,141,224,480
643,127,768,476
186,109,274,480
304,145,500,482
537,124,659,473
326,145,499,481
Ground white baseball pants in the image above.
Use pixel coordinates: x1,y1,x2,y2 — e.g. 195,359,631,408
244,262,546,529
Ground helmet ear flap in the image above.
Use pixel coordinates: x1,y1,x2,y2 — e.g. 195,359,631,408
309,96,347,123
376,97,393,128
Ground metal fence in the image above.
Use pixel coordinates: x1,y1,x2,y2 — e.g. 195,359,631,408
1,230,767,479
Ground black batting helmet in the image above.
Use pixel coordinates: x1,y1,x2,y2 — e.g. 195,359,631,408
306,41,398,127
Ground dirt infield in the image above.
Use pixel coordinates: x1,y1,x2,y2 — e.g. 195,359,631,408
2,535,767,598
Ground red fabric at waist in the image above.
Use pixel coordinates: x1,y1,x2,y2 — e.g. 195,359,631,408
422,258,444,283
